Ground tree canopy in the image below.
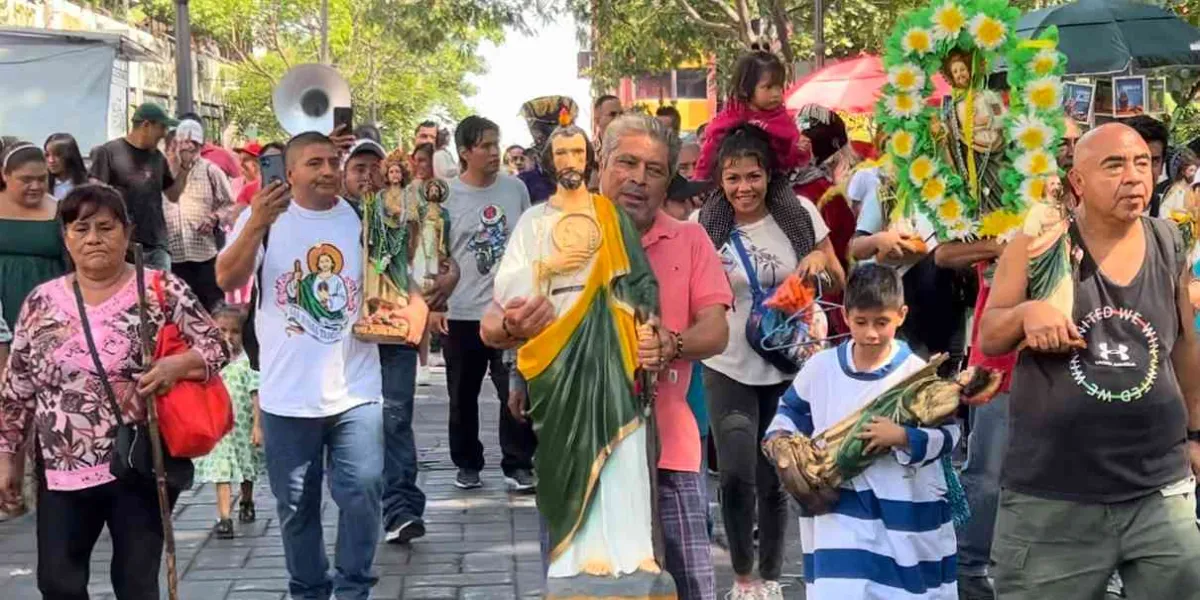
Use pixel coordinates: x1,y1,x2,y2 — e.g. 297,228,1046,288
571,0,1155,94
136,0,548,147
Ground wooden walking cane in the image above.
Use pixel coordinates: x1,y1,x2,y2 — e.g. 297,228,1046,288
133,245,180,600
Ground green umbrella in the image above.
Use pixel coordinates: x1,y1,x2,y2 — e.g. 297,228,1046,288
1017,0,1200,74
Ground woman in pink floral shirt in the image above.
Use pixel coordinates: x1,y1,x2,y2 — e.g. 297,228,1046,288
0,184,228,599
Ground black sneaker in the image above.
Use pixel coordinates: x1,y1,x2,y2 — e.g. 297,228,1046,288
958,575,995,600
213,518,234,540
504,469,536,493
238,499,256,523
454,468,482,490
385,519,426,544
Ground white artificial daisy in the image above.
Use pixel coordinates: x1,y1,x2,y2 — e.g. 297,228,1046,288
1010,114,1055,152
887,63,926,92
908,155,937,186
1019,176,1050,204
1016,149,1057,178
936,196,965,222
1030,49,1060,77
885,92,922,118
901,27,935,56
968,14,1008,51
945,218,976,240
920,175,949,207
1024,77,1062,112
931,3,968,41
890,130,916,159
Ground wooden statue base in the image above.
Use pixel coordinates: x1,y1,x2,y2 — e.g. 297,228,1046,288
352,295,428,345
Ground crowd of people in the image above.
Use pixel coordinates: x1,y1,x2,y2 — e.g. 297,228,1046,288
2,43,1200,600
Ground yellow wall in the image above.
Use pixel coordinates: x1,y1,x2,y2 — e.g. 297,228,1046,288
636,99,711,134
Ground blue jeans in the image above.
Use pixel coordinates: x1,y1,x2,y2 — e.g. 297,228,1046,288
262,402,384,600
956,392,1010,578
380,345,425,530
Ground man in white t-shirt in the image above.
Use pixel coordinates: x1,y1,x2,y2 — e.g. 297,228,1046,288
216,132,384,600
846,166,966,361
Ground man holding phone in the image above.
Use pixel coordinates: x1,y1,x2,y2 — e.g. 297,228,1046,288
217,131,385,600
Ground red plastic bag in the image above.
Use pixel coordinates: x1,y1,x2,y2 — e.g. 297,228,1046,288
152,274,233,458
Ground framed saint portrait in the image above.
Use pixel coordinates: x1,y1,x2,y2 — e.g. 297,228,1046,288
1063,81,1095,126
1112,75,1147,118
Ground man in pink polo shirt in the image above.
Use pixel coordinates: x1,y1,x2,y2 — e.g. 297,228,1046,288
602,114,732,600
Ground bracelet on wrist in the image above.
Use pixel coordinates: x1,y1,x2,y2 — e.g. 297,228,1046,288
671,330,684,361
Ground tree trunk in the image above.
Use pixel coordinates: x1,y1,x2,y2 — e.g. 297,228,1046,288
768,0,795,80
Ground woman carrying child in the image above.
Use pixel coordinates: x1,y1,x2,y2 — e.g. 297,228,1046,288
698,122,844,600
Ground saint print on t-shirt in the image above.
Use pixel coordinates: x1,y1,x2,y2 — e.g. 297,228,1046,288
467,203,509,275
275,243,360,343
1068,305,1161,403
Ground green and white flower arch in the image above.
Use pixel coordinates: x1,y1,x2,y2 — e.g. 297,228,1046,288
876,0,1067,241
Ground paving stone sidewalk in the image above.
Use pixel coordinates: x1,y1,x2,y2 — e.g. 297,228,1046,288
0,368,805,599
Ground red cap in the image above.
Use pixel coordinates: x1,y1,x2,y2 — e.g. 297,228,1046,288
235,141,263,158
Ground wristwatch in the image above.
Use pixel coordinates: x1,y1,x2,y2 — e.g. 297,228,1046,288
1188,430,1200,443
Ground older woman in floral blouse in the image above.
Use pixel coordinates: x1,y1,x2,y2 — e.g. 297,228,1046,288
0,184,228,600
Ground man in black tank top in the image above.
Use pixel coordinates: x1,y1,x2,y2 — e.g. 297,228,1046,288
976,123,1200,600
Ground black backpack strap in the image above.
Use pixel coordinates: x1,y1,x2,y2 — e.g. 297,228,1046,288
255,226,271,308
245,226,269,371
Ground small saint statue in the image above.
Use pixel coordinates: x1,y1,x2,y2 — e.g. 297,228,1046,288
411,178,451,295
353,182,428,345
934,49,1008,215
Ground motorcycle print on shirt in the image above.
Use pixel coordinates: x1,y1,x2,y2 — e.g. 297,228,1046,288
467,203,510,275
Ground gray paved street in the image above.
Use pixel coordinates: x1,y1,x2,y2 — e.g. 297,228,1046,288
0,367,805,599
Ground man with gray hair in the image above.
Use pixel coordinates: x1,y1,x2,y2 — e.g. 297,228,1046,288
601,114,732,600
482,117,673,597
489,115,732,600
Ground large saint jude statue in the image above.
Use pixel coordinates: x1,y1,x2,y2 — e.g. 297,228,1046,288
492,124,675,599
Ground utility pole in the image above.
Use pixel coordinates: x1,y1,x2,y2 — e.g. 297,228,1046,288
320,0,330,64
175,0,194,114
813,0,825,69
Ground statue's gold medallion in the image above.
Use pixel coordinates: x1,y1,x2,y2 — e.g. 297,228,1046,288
552,213,602,256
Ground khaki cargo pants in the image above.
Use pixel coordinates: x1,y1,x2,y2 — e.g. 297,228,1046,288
991,483,1200,600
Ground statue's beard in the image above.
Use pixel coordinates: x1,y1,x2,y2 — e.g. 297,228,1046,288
557,169,585,190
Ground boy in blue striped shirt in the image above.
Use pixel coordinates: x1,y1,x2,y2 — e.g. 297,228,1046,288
766,263,959,599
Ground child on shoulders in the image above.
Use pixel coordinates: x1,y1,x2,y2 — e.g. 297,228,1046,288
694,51,806,183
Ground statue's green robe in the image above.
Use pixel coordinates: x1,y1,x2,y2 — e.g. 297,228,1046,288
515,194,659,562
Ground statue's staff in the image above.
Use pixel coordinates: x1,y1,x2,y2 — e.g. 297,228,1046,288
635,307,666,568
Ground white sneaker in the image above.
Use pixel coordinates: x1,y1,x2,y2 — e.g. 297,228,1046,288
759,580,786,600
1107,572,1124,596
416,365,432,387
726,581,761,600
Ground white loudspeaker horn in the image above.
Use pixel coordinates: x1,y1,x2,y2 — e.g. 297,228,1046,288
272,63,351,135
